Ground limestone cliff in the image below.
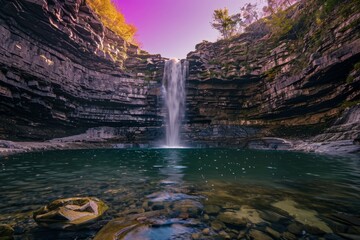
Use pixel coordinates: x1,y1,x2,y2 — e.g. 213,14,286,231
0,0,359,150
0,0,164,141
185,1,360,146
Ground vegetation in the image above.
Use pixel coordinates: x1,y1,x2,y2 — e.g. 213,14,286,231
342,99,360,108
354,61,360,71
323,0,343,13
209,0,360,87
264,67,281,81
211,8,238,39
263,0,299,40
347,61,360,83
233,3,259,33
86,0,136,43
346,75,354,84
211,0,300,39
211,0,360,40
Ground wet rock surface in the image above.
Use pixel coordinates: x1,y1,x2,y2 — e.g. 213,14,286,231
0,224,14,240
33,197,108,230
196,181,360,240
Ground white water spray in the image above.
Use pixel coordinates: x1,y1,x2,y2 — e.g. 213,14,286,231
162,59,188,147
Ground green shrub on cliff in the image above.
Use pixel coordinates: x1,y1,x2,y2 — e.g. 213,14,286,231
212,0,359,41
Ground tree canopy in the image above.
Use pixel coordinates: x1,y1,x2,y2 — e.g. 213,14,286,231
87,0,137,43
211,8,238,39
211,0,300,39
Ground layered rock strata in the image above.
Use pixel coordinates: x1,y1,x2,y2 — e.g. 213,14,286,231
0,0,164,140
0,0,359,152
185,3,360,147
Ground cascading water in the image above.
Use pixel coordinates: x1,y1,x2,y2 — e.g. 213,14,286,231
162,59,188,147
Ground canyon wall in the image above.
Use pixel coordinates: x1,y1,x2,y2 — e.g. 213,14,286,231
0,0,359,149
185,2,360,146
0,0,164,141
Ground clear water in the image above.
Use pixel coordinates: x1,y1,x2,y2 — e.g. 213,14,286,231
0,149,359,240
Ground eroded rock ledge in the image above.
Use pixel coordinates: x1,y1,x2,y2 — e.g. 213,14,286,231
0,0,359,152
185,2,360,148
0,0,164,141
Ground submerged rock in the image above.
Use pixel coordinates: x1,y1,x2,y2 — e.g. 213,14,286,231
95,217,196,240
202,227,210,235
191,232,202,239
260,210,288,223
33,197,108,230
0,224,14,240
287,222,304,235
249,229,273,240
338,233,360,240
218,230,231,239
330,213,360,226
211,220,225,231
282,231,297,240
265,226,281,239
94,218,145,240
271,199,332,233
172,199,203,217
217,205,264,228
204,205,221,215
217,211,247,227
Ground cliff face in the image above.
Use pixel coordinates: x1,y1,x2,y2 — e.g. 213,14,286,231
185,2,360,145
0,0,165,141
0,0,359,148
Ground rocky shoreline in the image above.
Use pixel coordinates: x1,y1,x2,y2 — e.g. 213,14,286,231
0,140,110,156
1,105,359,156
1,136,358,157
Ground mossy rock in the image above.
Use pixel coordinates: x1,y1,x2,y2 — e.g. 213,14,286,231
33,197,108,230
0,224,14,240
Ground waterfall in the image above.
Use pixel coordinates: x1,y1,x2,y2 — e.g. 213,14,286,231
162,59,188,147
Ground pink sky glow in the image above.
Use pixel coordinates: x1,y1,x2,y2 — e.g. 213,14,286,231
114,0,265,59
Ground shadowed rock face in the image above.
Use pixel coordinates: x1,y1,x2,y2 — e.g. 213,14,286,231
0,0,165,140
185,3,360,142
0,0,359,145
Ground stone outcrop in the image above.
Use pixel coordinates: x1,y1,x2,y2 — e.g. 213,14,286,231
185,2,360,147
33,197,108,230
0,0,359,151
0,0,164,141
291,105,360,154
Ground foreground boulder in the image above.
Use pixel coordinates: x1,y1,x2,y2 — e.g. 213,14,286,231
33,197,108,230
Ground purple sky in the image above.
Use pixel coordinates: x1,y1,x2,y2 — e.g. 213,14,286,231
114,0,265,59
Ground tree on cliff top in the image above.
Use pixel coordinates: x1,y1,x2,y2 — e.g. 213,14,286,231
211,8,238,39
233,3,260,33
211,0,300,39
87,0,137,43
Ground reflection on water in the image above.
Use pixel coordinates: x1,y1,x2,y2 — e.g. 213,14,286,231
149,151,187,202
143,150,202,239
0,149,359,240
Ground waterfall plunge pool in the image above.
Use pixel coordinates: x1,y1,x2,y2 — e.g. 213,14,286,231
0,148,359,239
